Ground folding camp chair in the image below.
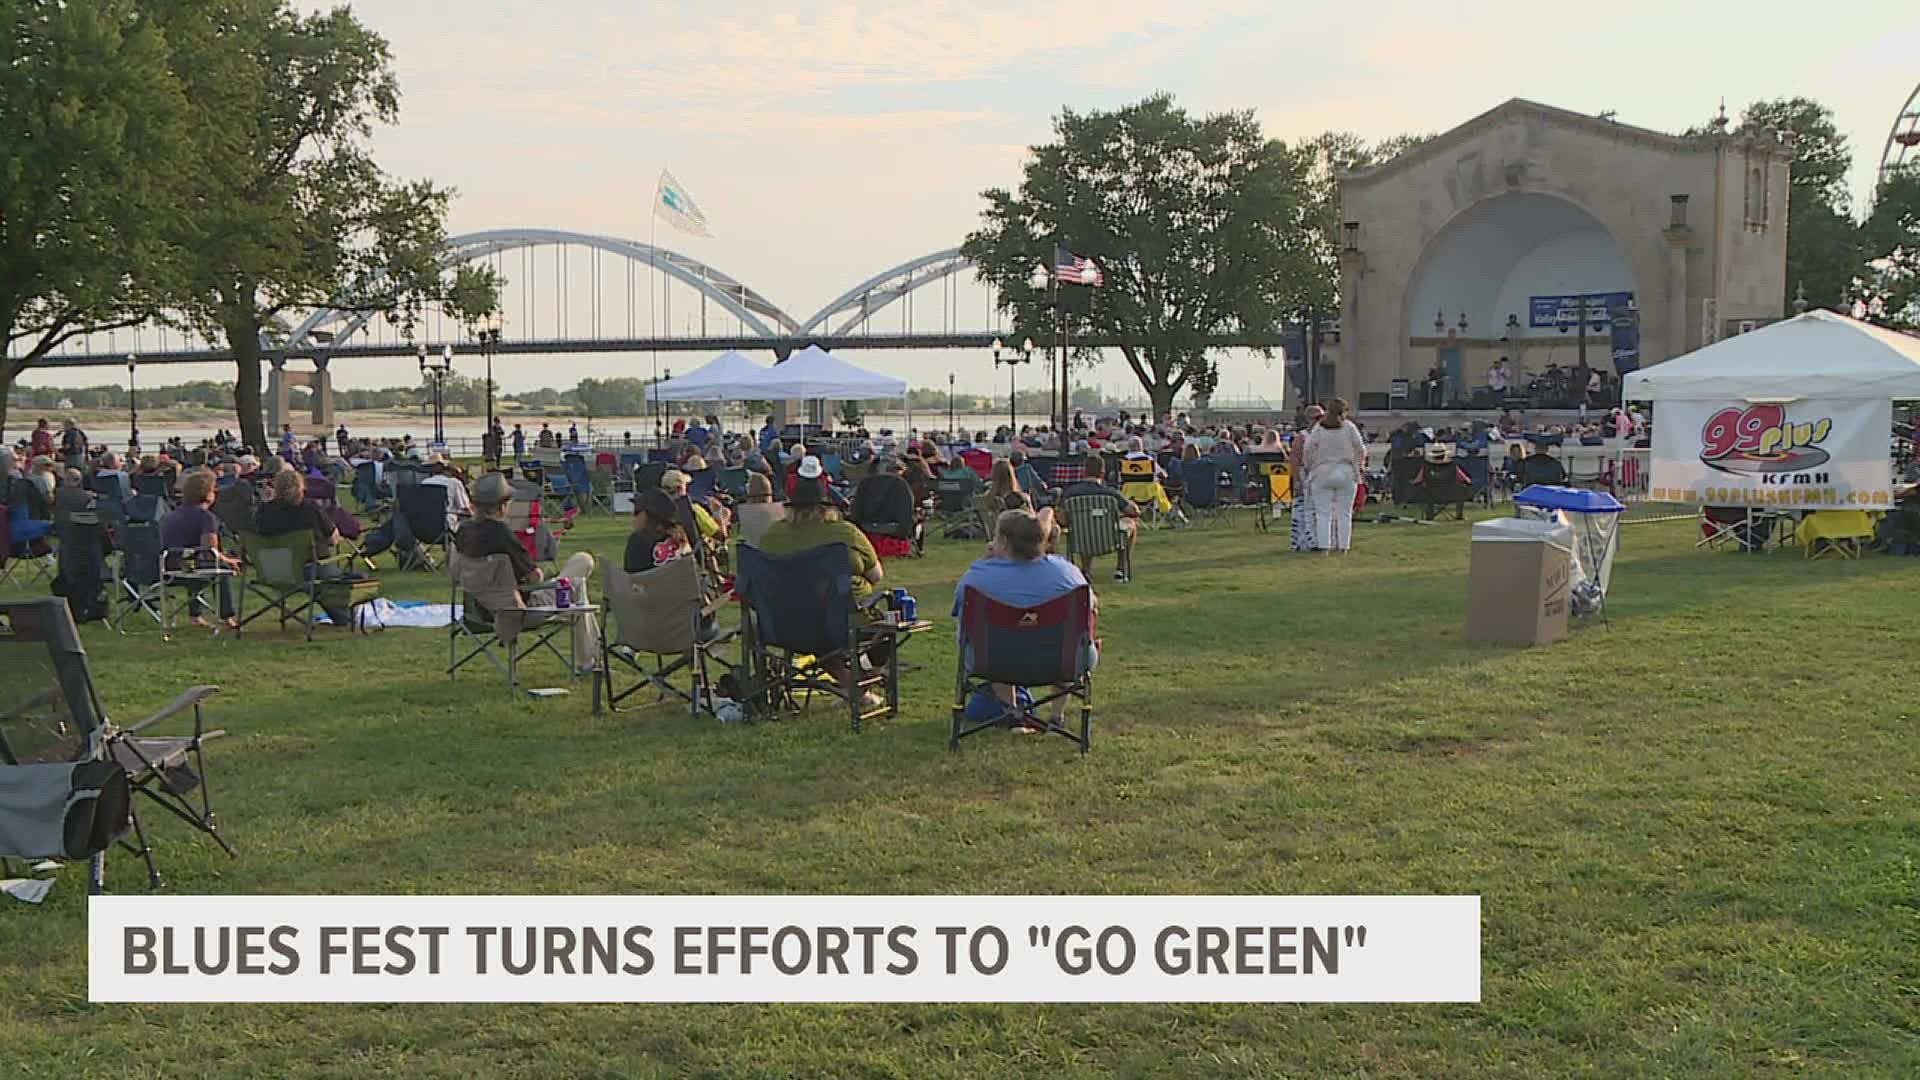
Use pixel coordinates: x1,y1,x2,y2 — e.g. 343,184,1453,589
546,453,587,510
1698,506,1771,552
237,531,370,640
934,467,984,539
447,551,567,693
598,559,739,717
734,543,917,732
351,460,386,512
1062,492,1135,582
1179,461,1226,525
0,597,232,892
716,467,750,501
2,503,56,587
1117,457,1170,528
394,484,451,572
735,503,786,549
950,584,1095,755
111,522,230,635
131,473,174,507
565,454,611,515
1800,509,1875,559
53,512,110,624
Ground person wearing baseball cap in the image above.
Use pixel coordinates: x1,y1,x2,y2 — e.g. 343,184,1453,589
455,471,600,664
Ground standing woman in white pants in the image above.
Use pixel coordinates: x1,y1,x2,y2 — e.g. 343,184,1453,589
1303,398,1367,554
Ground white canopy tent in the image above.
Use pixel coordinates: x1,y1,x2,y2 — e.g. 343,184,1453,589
745,344,907,400
1622,310,1920,402
645,350,770,402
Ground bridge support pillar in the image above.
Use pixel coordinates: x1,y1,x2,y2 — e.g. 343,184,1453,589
266,361,290,434
308,365,334,429
266,358,332,433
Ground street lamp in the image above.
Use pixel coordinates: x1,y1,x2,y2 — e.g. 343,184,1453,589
418,343,455,447
126,354,139,453
947,372,956,439
474,316,503,464
1029,263,1057,437
993,335,1031,436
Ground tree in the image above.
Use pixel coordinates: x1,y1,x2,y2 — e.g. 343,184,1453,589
1859,170,1920,330
1691,98,1863,311
962,95,1322,418
0,1,195,438
157,0,496,451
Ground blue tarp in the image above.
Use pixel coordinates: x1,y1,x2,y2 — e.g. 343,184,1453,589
1515,485,1625,514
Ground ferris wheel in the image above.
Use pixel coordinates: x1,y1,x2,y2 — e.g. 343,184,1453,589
1878,81,1920,196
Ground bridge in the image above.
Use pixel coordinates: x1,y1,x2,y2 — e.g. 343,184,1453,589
35,228,1286,427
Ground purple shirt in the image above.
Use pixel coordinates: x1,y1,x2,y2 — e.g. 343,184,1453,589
160,505,219,551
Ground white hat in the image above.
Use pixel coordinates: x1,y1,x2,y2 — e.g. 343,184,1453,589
796,455,824,479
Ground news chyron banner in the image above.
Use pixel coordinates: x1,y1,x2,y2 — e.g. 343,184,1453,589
90,895,1481,1004
1648,398,1894,509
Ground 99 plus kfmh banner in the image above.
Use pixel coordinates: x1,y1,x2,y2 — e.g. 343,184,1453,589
1649,397,1893,509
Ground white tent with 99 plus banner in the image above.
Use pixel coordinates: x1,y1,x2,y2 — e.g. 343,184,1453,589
1622,310,1918,509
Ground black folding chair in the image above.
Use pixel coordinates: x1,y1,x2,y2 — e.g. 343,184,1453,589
950,585,1095,755
394,484,451,572
0,597,231,892
933,467,983,539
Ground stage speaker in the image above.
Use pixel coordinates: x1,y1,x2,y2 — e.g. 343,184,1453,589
1470,388,1494,408
1358,392,1390,410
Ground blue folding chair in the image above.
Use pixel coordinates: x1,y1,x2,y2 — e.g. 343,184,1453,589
685,467,718,505
734,543,903,732
563,454,611,514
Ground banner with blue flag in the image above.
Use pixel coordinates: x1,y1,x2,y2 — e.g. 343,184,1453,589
655,170,712,238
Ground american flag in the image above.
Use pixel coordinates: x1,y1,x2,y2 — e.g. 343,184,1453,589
1054,245,1104,287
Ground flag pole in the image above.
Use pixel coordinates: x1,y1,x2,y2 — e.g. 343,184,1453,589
650,197,660,449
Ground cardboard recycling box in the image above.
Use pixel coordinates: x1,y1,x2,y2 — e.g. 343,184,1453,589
1467,517,1573,646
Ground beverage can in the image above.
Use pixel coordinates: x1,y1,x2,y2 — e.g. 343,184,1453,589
554,576,571,609
900,594,916,622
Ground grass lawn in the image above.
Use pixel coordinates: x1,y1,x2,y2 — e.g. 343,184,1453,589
3,509,1917,1078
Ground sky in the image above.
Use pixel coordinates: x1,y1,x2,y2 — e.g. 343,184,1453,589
25,0,1920,398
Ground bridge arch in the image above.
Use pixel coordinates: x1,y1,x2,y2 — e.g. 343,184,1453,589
798,248,980,338
286,228,800,352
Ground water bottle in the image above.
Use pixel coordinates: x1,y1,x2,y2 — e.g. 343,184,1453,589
554,575,572,609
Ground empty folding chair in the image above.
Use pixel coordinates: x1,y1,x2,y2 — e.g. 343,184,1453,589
950,584,1095,754
0,597,232,892
598,559,739,718
1179,460,1226,525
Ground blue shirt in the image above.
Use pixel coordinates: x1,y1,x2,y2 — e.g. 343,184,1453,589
686,424,710,449
758,424,780,453
951,555,1087,617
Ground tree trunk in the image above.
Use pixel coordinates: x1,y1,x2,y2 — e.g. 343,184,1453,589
0,361,15,444
1149,382,1177,419
226,315,269,452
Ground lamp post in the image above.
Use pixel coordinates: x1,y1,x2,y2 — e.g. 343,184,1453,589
1028,263,1055,437
992,337,1031,436
418,344,455,447
475,319,502,464
126,353,139,453
946,372,955,439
